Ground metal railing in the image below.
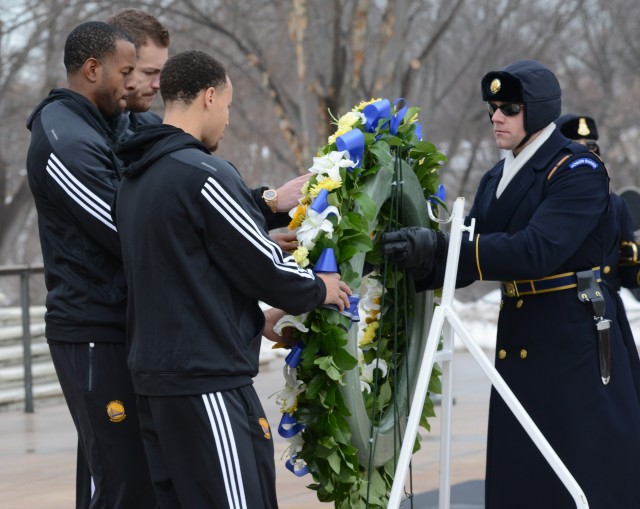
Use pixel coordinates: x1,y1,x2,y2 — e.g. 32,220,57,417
0,264,45,413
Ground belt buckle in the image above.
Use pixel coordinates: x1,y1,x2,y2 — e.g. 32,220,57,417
503,281,519,298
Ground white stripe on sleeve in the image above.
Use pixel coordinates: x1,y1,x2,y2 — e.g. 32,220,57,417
201,177,314,280
46,153,117,232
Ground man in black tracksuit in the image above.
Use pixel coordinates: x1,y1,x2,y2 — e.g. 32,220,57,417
25,22,157,508
114,50,351,508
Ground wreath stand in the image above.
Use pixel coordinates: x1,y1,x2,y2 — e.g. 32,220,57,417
387,197,589,509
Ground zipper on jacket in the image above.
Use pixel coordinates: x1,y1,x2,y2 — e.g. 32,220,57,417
87,342,95,392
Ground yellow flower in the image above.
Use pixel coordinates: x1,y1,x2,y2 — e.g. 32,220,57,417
301,180,311,199
292,246,310,267
309,178,341,197
337,111,361,130
359,321,379,346
288,203,307,230
353,98,382,112
328,125,352,145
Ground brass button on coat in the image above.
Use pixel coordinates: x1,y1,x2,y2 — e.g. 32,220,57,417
520,349,528,359
603,265,611,274
500,300,504,310
498,349,507,360
516,299,524,309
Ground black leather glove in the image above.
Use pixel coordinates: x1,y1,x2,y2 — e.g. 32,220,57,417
381,227,448,280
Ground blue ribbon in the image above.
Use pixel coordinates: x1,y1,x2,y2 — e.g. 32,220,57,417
429,184,446,204
309,188,330,214
285,341,304,368
414,122,423,141
278,412,305,438
363,99,391,132
286,455,310,477
322,293,360,322
313,247,338,273
335,129,364,168
390,98,408,135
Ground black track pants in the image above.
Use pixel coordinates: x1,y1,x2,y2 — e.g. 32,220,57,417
137,385,278,509
50,342,157,509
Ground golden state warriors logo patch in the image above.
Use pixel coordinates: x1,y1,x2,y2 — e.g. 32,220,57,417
258,417,271,439
490,78,501,94
106,400,126,423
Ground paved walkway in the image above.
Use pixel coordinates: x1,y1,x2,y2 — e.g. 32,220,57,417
0,350,490,509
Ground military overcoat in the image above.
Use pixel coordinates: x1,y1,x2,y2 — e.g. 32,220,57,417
435,128,640,508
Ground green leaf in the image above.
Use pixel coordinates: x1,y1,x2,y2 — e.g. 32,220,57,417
327,451,342,474
352,191,377,221
368,141,393,166
314,356,343,381
305,374,326,400
332,347,358,370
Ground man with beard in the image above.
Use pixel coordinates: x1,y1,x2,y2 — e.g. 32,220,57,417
25,22,157,508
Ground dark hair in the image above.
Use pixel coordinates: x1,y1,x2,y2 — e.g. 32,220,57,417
64,21,132,73
160,50,227,104
106,8,170,49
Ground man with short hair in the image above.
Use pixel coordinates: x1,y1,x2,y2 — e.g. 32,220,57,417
107,8,307,247
107,8,170,124
114,50,351,509
382,60,640,508
26,21,157,508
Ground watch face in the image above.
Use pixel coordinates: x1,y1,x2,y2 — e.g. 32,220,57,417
264,190,277,200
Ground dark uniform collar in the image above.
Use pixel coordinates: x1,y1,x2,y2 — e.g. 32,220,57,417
526,128,570,171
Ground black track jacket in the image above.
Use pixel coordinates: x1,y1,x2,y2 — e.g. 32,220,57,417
115,124,326,396
26,89,130,343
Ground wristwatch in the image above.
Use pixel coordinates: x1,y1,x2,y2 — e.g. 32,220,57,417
262,189,278,213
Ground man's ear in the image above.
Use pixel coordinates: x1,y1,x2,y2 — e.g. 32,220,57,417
204,86,217,109
82,58,100,83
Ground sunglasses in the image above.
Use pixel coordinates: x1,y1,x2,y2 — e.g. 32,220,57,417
487,103,524,117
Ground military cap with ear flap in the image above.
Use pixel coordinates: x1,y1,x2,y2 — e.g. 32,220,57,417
481,59,561,135
555,114,599,141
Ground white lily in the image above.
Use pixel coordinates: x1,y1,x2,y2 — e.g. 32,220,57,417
359,277,383,316
308,150,356,183
360,358,388,385
273,313,309,336
276,368,305,414
283,433,307,472
297,206,341,250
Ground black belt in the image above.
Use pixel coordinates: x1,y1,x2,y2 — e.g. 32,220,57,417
501,267,601,297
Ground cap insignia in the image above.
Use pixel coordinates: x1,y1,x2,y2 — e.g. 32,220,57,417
490,78,501,95
578,117,591,136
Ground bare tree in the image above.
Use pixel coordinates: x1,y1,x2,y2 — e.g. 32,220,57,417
1,0,639,278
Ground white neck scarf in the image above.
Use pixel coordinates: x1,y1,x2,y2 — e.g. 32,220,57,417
496,123,556,198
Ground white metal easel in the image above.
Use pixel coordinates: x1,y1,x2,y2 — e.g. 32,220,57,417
388,197,589,509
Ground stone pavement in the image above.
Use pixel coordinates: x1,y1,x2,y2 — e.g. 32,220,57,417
0,350,490,509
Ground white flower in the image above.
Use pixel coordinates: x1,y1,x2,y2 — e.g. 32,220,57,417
308,150,356,183
273,313,309,336
276,365,305,413
297,206,341,250
283,433,307,472
359,358,388,393
359,276,383,315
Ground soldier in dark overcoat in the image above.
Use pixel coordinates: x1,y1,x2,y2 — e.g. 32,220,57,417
382,60,640,508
